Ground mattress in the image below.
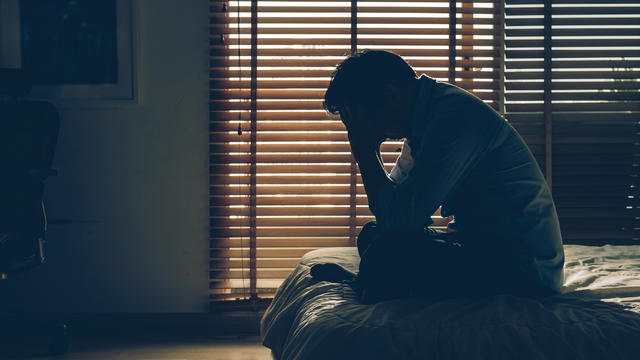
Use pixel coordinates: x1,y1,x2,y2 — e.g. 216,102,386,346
261,245,640,360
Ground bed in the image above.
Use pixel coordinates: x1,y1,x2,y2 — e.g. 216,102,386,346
261,245,640,360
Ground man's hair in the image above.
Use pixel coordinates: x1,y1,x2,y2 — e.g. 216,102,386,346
323,49,417,114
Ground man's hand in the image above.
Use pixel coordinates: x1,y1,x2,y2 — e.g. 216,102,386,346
347,128,385,157
340,105,386,153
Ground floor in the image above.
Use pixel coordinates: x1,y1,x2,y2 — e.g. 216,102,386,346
5,335,272,360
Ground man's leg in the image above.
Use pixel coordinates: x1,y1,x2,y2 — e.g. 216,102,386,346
309,263,356,283
354,224,437,303
353,226,533,303
309,220,380,283
312,221,556,301
463,240,560,298
309,221,389,284
425,232,559,299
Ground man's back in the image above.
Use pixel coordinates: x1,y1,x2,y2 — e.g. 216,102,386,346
407,78,565,293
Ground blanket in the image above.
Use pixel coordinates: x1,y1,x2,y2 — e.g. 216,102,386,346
261,245,640,360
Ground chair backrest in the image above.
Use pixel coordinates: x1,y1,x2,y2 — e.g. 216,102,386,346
0,68,59,275
0,68,31,98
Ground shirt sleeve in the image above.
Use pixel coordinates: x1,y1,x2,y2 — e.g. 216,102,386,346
389,140,414,184
374,101,499,232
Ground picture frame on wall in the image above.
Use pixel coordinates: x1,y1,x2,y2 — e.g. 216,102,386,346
0,0,139,105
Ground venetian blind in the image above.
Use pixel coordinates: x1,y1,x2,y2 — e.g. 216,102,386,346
505,0,640,245
209,0,504,304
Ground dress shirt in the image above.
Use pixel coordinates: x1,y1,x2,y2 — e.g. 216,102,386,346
376,74,565,293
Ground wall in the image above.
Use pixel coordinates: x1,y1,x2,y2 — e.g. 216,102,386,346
6,0,210,312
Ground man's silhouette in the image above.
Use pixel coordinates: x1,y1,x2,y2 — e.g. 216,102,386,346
312,50,564,303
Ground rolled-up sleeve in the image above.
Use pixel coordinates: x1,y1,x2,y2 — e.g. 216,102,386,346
389,140,414,184
375,98,500,232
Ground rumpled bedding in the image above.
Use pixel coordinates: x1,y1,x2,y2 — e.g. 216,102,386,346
261,245,640,360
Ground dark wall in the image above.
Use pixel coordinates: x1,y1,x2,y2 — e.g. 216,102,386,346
6,0,210,312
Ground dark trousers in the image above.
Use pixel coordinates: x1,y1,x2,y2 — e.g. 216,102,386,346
353,221,554,303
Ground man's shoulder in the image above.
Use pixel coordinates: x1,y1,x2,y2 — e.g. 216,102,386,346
419,82,505,138
433,82,496,114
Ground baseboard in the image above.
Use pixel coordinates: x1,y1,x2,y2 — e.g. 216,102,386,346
16,312,263,336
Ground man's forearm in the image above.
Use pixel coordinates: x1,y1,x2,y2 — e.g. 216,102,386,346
349,139,393,216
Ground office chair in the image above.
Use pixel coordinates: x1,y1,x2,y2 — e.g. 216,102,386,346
0,68,67,356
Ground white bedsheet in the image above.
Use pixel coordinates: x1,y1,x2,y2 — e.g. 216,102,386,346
261,245,640,360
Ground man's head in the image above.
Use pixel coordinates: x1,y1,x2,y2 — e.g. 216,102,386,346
323,50,419,140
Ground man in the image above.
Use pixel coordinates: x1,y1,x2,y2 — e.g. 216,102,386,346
311,50,565,304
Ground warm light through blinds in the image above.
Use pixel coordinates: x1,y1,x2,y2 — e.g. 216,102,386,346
209,0,504,303
209,0,639,305
209,0,356,302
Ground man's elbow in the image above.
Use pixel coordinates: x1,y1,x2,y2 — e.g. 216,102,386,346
367,199,378,218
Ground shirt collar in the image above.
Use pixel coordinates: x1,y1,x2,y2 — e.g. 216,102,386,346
410,74,437,137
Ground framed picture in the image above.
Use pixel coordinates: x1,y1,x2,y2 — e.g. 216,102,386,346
0,0,138,104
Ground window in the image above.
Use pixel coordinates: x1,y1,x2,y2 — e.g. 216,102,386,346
504,0,640,244
209,0,639,305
